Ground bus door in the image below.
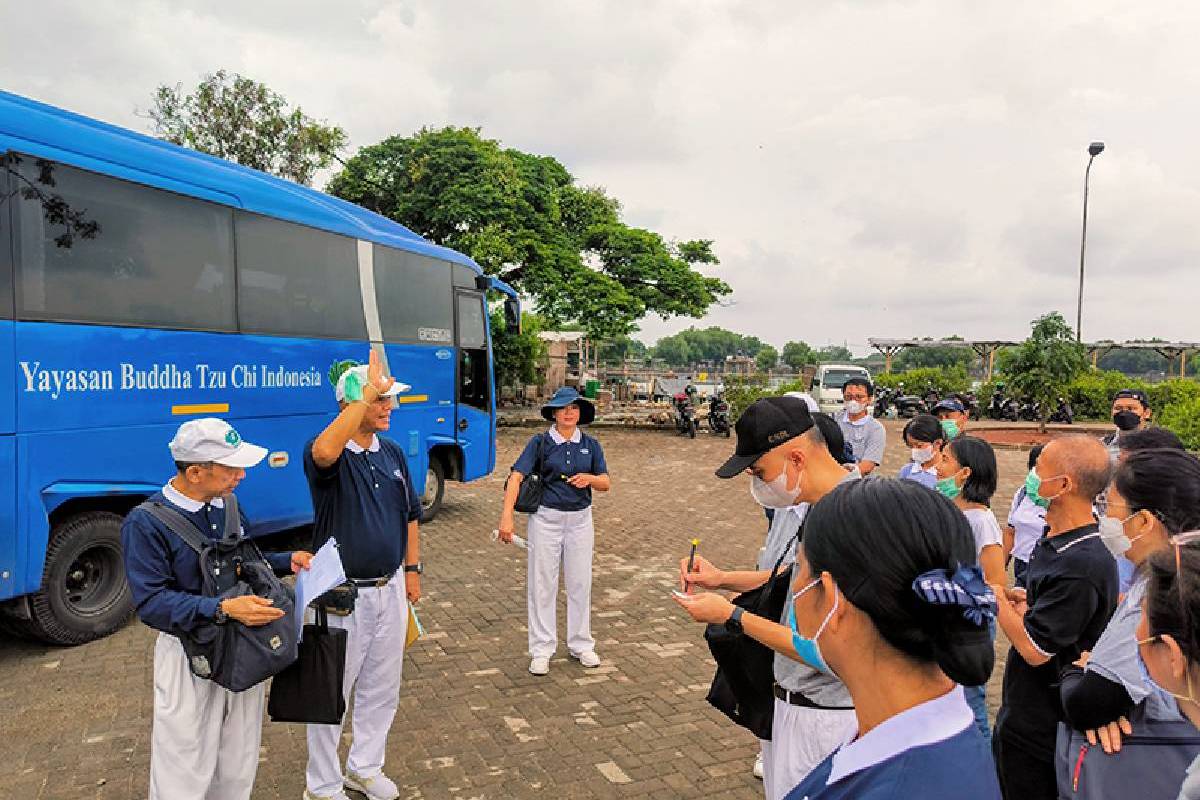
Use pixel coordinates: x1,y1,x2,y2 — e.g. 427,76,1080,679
454,289,493,480
0,158,17,601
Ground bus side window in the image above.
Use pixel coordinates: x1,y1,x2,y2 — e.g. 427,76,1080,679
456,292,488,412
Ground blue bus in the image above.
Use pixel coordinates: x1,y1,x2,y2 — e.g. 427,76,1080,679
0,91,519,644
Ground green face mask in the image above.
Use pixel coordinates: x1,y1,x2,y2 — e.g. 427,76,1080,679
940,418,960,440
1024,468,1062,510
936,474,961,500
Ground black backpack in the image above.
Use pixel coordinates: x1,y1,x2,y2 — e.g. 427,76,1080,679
138,494,298,693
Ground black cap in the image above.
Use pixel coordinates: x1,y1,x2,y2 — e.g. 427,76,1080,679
1114,388,1150,408
715,396,815,479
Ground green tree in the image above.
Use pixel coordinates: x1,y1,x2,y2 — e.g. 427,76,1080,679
491,310,547,389
651,334,692,367
895,336,973,370
816,345,854,363
781,341,817,371
327,127,729,339
146,71,347,186
596,335,648,364
756,345,779,372
1001,312,1089,432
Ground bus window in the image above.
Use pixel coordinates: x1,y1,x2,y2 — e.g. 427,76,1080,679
12,156,235,331
0,157,12,318
456,291,488,412
236,212,366,340
372,246,453,344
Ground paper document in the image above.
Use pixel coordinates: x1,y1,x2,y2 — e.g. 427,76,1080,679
295,538,346,640
406,605,424,648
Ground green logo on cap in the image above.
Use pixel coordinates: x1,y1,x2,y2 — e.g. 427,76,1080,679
225,429,241,447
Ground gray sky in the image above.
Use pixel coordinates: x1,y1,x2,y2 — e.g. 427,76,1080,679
5,1,1199,354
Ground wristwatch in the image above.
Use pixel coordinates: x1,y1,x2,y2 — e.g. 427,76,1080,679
404,563,423,575
724,606,745,635
213,603,229,624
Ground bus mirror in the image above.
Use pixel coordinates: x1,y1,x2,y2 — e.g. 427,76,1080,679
504,298,521,333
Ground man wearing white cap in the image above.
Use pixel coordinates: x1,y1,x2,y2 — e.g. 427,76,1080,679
122,418,313,800
303,351,422,800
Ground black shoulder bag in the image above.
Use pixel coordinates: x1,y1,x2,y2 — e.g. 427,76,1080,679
139,495,298,693
513,433,547,514
702,533,797,740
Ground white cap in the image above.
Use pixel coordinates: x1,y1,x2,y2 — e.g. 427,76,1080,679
334,365,410,402
784,391,820,413
169,418,268,469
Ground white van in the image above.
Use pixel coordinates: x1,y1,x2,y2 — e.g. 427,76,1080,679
811,364,872,415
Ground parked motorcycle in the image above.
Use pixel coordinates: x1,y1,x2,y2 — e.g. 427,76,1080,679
1049,397,1074,424
1018,396,1041,422
890,382,928,418
673,393,698,438
922,384,941,411
707,394,732,436
874,386,896,418
988,389,1019,421
959,391,982,421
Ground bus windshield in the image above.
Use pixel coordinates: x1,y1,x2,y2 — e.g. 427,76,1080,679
821,370,866,389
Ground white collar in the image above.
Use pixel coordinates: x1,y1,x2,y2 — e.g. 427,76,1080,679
843,411,870,427
346,435,381,454
163,480,224,513
548,426,582,445
827,686,972,785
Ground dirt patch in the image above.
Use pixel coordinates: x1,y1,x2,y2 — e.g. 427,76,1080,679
973,428,1056,448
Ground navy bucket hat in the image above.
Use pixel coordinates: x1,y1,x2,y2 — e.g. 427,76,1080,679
541,387,596,425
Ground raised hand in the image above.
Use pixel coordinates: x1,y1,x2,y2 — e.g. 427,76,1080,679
366,350,395,399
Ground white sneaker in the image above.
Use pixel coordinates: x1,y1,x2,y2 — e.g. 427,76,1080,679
753,752,764,779
303,790,350,800
529,656,551,675
344,770,400,800
572,650,601,668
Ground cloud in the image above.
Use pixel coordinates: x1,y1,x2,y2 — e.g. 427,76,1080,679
5,0,1200,353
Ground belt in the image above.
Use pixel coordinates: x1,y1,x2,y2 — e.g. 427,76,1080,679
773,682,853,711
348,572,395,588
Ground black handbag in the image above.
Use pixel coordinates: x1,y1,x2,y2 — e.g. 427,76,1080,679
267,606,348,724
513,433,547,514
703,535,796,740
140,496,299,693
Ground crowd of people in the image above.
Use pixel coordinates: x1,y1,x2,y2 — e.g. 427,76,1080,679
120,360,1200,800
672,381,1200,800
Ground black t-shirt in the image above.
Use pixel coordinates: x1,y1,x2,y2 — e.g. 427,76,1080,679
303,435,420,580
996,523,1118,755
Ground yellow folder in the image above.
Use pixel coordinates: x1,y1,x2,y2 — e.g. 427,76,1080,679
406,605,424,647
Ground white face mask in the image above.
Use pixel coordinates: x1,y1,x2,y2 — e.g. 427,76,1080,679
911,447,934,464
845,400,868,416
1098,513,1143,557
751,464,803,509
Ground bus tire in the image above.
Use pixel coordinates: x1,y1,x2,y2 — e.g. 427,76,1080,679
420,457,446,522
26,512,133,645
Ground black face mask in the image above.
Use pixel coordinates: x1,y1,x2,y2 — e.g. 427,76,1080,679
1113,410,1142,432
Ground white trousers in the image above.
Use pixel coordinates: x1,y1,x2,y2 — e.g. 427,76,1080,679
527,505,595,658
305,580,408,796
761,698,857,800
149,632,265,800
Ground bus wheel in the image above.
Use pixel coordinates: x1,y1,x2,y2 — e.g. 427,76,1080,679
421,458,446,522
27,512,132,645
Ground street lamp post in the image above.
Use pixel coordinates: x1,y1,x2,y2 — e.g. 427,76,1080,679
1076,141,1105,342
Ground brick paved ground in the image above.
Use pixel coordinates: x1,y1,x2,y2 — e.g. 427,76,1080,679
0,421,1031,800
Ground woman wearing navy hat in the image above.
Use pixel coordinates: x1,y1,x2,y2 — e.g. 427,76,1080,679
497,387,611,676
782,479,1001,799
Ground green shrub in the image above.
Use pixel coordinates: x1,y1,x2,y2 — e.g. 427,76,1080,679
1148,378,1200,416
1064,371,1145,420
874,367,970,396
725,375,809,421
1158,396,1200,451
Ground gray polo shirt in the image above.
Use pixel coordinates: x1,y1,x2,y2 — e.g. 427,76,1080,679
772,472,857,705
838,412,886,466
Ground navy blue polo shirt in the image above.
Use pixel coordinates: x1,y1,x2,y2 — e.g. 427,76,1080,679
304,434,420,580
996,523,1118,755
122,483,291,635
512,427,608,512
785,687,1000,799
